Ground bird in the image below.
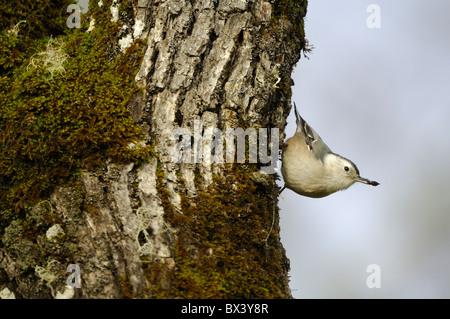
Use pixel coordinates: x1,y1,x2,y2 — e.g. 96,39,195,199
281,103,379,198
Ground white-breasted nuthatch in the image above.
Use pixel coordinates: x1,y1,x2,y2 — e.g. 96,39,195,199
281,103,379,197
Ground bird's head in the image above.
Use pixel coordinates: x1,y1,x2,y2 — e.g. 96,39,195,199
325,154,379,192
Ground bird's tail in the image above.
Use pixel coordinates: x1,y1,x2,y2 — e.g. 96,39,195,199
293,102,306,133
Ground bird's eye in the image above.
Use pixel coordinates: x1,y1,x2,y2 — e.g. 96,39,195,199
344,166,349,171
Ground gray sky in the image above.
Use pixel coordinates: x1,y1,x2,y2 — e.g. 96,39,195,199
280,0,450,298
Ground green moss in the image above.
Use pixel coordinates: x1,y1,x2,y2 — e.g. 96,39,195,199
0,0,72,77
0,3,151,212
261,0,309,56
118,274,134,299
0,0,71,40
0,30,24,74
145,164,287,298
272,0,308,35
119,0,134,19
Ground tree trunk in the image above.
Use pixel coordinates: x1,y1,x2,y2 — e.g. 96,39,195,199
0,0,308,298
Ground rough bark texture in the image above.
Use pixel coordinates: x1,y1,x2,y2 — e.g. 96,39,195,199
0,0,308,298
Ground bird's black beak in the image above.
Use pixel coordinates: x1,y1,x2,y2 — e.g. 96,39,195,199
357,176,379,186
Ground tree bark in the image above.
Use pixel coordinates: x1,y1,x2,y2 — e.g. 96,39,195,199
0,0,308,298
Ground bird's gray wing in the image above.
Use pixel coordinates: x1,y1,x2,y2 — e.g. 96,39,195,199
293,103,332,161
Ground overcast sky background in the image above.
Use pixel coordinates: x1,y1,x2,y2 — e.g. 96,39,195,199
279,0,450,298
